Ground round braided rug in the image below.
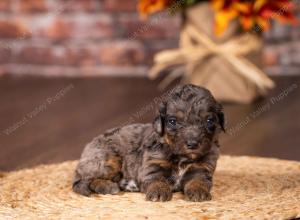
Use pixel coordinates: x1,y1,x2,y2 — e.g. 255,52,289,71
0,156,300,220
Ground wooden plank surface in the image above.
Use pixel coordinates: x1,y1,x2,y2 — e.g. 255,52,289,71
0,75,299,171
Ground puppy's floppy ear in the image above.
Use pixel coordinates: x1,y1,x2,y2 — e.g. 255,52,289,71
216,103,225,132
153,102,167,136
217,112,225,132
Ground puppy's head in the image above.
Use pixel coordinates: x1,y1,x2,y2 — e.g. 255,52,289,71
153,84,225,160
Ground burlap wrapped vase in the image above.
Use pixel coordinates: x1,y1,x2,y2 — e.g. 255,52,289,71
149,2,275,104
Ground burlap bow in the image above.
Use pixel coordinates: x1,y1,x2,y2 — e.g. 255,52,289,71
149,23,275,103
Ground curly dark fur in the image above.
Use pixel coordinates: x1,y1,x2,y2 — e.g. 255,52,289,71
73,84,225,202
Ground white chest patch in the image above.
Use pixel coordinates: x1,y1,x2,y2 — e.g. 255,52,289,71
173,165,190,191
120,179,139,192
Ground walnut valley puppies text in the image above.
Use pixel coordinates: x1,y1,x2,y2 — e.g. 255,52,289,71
2,84,74,136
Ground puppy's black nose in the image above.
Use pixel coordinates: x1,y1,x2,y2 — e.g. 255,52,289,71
186,141,198,149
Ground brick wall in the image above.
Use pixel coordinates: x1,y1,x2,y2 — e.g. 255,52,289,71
264,16,300,76
0,0,180,76
0,0,299,77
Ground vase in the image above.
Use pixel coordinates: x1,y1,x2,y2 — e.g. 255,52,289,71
180,2,274,103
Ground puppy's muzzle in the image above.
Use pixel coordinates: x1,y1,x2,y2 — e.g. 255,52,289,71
186,140,198,150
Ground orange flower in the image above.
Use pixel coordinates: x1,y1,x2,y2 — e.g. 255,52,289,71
137,0,297,35
138,0,174,17
212,0,297,36
212,0,252,36
238,0,297,32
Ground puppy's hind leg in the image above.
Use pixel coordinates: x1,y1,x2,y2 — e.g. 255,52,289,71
73,141,123,196
89,154,123,195
89,179,120,195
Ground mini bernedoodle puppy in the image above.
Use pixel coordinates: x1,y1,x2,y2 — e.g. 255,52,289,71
73,84,225,202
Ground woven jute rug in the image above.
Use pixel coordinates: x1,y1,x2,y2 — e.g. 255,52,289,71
0,156,300,220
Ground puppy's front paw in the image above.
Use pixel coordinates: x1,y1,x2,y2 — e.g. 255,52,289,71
145,181,172,202
90,179,120,195
73,180,92,196
184,181,212,202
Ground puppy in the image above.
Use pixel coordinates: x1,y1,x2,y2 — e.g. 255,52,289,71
73,84,225,202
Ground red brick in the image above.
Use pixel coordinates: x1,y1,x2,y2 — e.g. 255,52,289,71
0,47,12,63
35,15,114,41
119,14,181,40
15,44,98,66
0,0,11,12
16,0,48,13
72,15,115,39
263,48,279,66
0,20,31,39
102,0,136,12
49,0,100,13
45,19,73,40
62,47,97,66
16,46,55,65
98,41,145,65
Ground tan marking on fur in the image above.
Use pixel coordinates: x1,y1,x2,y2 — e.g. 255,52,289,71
185,178,210,192
193,163,214,173
106,156,121,172
149,159,172,169
89,179,120,194
176,110,184,119
164,135,172,146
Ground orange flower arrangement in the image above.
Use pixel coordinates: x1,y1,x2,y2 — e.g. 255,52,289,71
138,0,297,35
138,0,174,16
212,0,297,35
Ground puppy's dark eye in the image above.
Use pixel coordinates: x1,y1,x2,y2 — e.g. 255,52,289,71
167,118,177,127
206,116,216,132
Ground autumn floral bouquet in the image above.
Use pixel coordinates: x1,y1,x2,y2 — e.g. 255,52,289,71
138,0,297,103
139,0,297,36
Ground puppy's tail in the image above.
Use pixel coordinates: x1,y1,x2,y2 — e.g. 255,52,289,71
72,173,92,196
